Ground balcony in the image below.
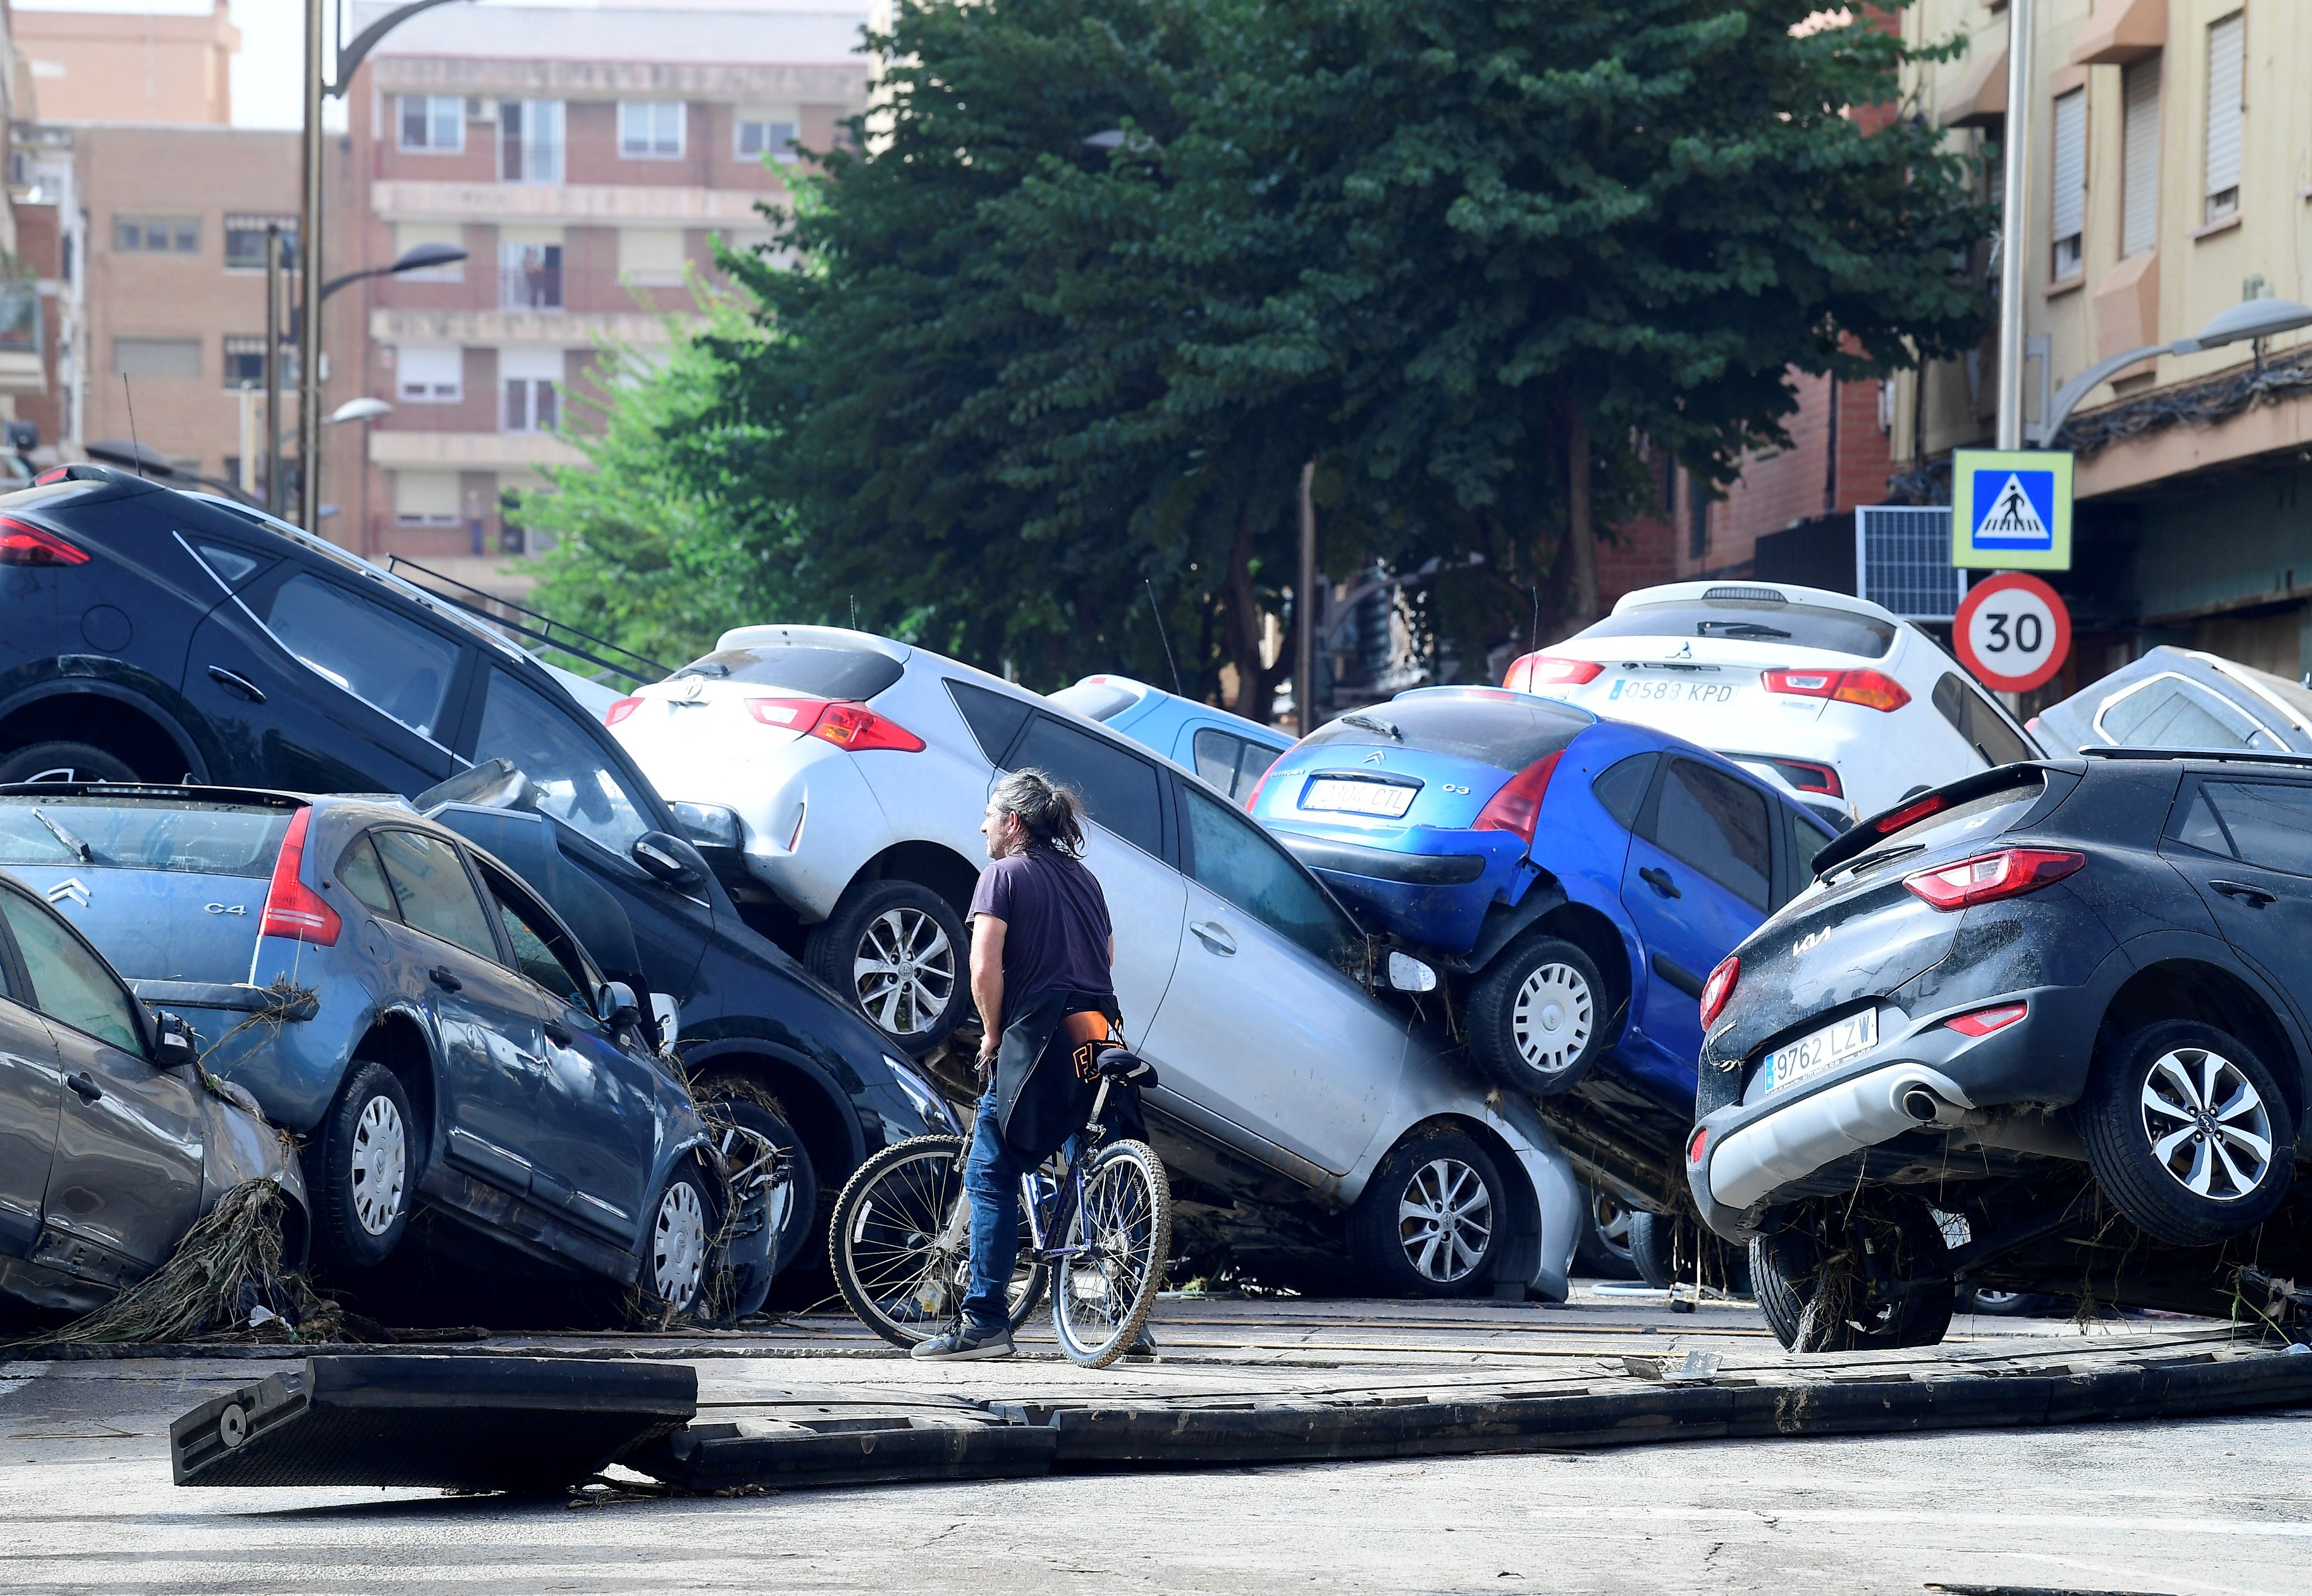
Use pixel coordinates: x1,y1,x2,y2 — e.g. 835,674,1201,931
370,179,776,228
369,430,587,472
0,280,44,395
501,261,562,311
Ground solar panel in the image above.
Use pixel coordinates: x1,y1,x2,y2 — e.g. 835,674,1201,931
1856,505,1967,621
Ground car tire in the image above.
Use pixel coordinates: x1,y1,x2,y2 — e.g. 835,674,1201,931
2081,1019,2294,1247
702,1092,818,1278
1350,1128,1506,1298
1573,1184,1640,1280
306,1062,415,1272
1627,1209,1750,1296
1466,934,1608,1096
807,879,968,1057
1750,1195,1954,1352
635,1165,714,1318
0,740,139,785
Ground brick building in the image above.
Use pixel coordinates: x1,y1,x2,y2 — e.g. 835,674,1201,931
13,1,240,125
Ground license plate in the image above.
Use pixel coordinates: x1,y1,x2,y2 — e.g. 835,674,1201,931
1607,676,1741,706
1303,777,1417,817
1760,1008,1878,1094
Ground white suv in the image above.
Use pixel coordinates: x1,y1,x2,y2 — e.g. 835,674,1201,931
606,625,1584,1298
1503,581,2040,824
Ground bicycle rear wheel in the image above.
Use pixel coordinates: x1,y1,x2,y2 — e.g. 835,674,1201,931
827,1135,1048,1349
1050,1139,1171,1368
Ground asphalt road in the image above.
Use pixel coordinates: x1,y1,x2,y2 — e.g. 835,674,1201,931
5,1287,2306,1595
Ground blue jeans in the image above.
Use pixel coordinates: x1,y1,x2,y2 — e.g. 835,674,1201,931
961,1087,1077,1331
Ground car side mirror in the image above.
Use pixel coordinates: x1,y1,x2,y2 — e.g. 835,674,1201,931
596,980,642,1030
670,801,742,852
631,830,706,886
150,1008,200,1067
1387,951,1439,993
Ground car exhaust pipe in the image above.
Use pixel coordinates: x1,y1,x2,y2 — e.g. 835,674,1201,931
1901,1087,1942,1122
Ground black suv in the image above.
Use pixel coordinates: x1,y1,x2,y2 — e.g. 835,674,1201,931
0,468,954,1274
1684,752,2312,1349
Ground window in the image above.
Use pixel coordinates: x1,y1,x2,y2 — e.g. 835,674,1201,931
2204,13,2243,224
336,833,401,920
1190,728,1279,804
2177,782,2312,878
224,216,297,271
1591,753,1658,830
1181,785,1361,973
2121,58,2160,258
501,350,563,433
1792,812,1837,875
395,345,463,404
1931,673,2038,766
1300,693,1588,772
677,640,906,699
259,572,462,739
115,214,199,255
1649,758,1771,910
398,95,465,152
1006,715,1165,857
0,889,142,1052
371,829,498,959
499,100,564,183
392,222,464,280
619,101,685,158
618,228,686,287
394,471,462,527
947,679,1033,764
0,797,288,875
735,112,799,163
500,241,562,310
2095,672,2274,751
480,865,590,1004
112,337,200,378
1583,597,1897,658
2050,88,2086,280
475,668,653,860
222,335,295,389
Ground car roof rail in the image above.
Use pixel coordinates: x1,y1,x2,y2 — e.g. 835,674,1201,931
2081,745,2312,768
382,556,670,688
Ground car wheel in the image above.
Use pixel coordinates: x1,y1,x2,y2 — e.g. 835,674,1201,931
702,1092,818,1278
1627,1209,1749,1295
807,879,967,1057
0,741,139,784
307,1062,414,1272
1350,1128,1505,1297
637,1167,713,1317
1750,1194,1954,1352
1466,935,1607,1096
1574,1184,1640,1280
1963,1288,2045,1316
2081,1019,2294,1247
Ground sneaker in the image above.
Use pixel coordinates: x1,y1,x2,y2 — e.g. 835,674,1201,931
1124,1324,1158,1360
909,1320,1015,1361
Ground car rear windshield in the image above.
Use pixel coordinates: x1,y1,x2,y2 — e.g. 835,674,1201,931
1303,693,1588,772
1580,597,1897,659
0,798,293,877
672,641,904,701
1048,679,1142,722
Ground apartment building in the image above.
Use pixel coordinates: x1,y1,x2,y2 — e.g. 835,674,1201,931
13,0,240,124
333,0,873,590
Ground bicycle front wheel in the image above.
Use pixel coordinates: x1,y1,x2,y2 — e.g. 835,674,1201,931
1051,1139,1172,1368
828,1135,1047,1349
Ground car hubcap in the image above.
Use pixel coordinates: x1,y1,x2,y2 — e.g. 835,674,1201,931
854,907,956,1036
654,1181,708,1309
1397,1158,1494,1284
1591,1190,1634,1260
1510,963,1593,1077
349,1095,407,1238
2141,1046,2272,1202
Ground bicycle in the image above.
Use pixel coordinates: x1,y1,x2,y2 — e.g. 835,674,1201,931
829,1046,1171,1368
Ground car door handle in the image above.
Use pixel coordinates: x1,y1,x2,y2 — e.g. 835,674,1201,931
1189,920,1237,956
2211,879,2276,907
205,664,267,703
428,965,463,992
1639,866,1682,899
544,1020,572,1047
67,1071,102,1103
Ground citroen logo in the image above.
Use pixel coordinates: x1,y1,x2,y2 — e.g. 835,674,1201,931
1364,750,1386,764
47,878,89,908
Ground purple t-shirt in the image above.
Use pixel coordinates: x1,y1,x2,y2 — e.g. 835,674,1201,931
968,847,1114,1022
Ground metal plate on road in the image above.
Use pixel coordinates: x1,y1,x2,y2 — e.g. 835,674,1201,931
1303,778,1417,817
1760,1008,1878,1094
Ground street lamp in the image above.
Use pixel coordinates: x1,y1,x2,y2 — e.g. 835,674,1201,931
2029,298,2312,447
327,397,395,425
322,242,468,304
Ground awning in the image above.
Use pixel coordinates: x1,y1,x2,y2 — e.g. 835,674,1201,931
1941,46,2007,130
2071,0,2165,66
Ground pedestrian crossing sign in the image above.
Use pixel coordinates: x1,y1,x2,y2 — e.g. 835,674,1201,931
1951,449,2073,570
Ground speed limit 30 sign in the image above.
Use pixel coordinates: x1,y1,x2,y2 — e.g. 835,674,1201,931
1955,572,2072,694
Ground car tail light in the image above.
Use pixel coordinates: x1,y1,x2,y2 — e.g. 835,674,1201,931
1698,955,1740,1029
748,697,926,752
1504,653,1604,691
1762,667,1911,712
1873,792,1947,834
1944,1001,2029,1037
1472,749,1564,844
1764,757,1843,797
260,807,340,946
1903,848,2084,912
0,518,88,567
1686,1124,1710,1165
604,697,643,726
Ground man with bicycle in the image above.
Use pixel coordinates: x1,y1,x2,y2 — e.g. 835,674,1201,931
913,768,1137,1361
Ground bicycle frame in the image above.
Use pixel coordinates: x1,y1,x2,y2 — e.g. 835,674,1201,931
1017,1076,1121,1266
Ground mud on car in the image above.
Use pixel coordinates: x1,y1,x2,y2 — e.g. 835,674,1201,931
1685,752,2312,1349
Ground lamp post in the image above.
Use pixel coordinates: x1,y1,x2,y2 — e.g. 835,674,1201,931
2028,298,2312,447
298,0,475,534
1994,0,2035,452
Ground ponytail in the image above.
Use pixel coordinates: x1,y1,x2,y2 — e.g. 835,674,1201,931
991,767,1087,858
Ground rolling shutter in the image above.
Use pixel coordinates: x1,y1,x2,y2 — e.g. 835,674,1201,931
2204,13,2244,221
2050,89,2087,277
2121,58,2160,257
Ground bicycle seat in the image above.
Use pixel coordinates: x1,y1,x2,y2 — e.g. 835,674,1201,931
1093,1047,1157,1088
